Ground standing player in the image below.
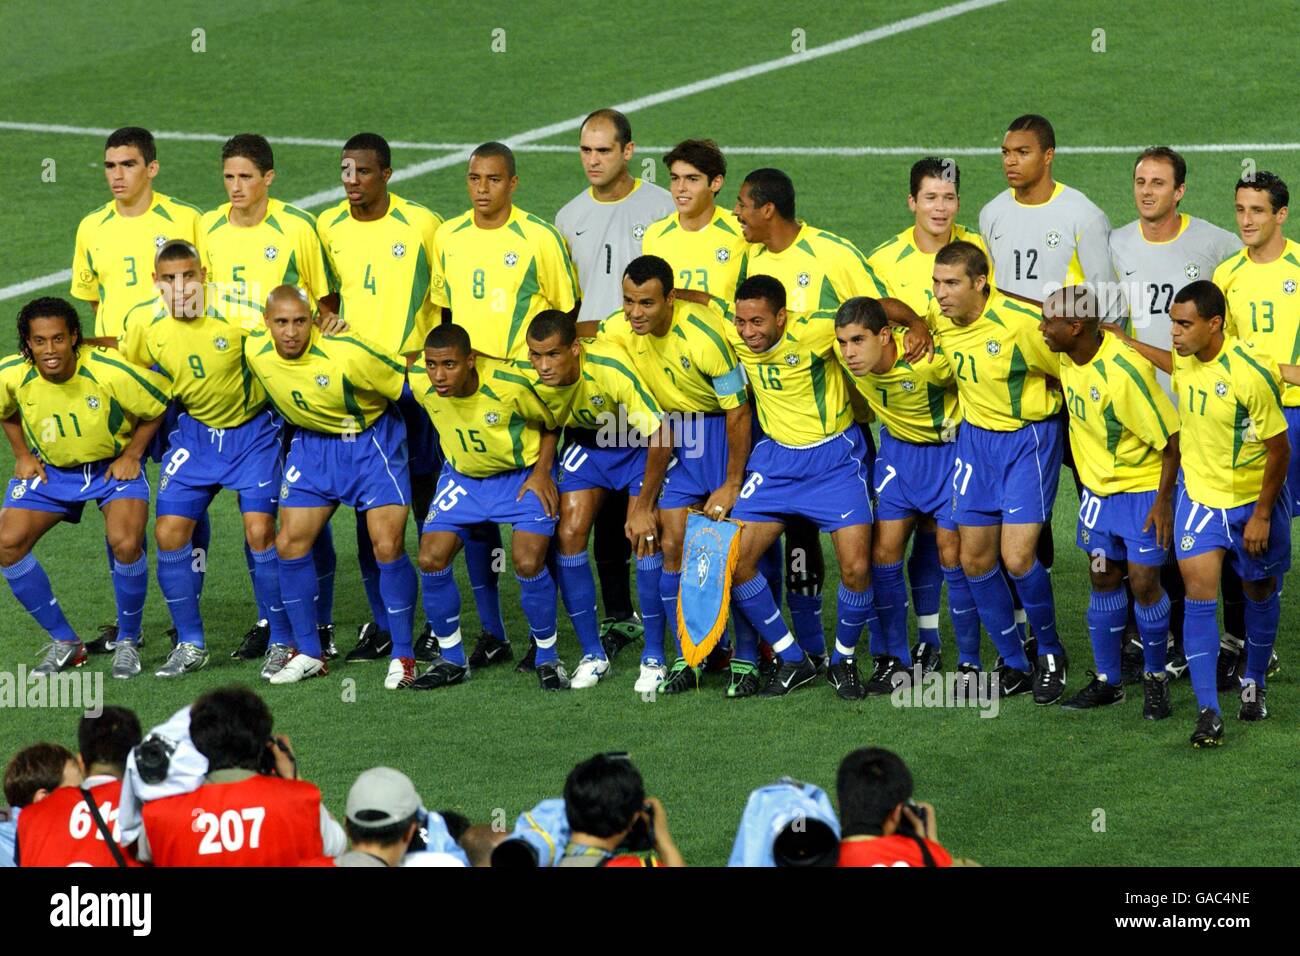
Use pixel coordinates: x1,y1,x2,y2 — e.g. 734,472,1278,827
1039,287,1180,719
316,133,443,664
0,298,167,678
245,286,420,688
70,127,202,342
864,156,986,671
408,323,565,691
525,310,670,692
832,297,979,690
556,110,673,651
432,141,580,669
724,275,876,700
931,241,1069,702
197,133,339,661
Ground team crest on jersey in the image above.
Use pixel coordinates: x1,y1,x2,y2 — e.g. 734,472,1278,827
986,339,1002,356
315,374,330,388
154,235,168,249
504,251,518,267
1080,529,1090,545
796,272,811,288
264,245,279,262
680,356,692,371
10,483,25,500
392,242,406,259
1089,385,1100,402
1215,380,1228,397
784,353,800,367
213,336,229,351
484,411,500,426
716,248,730,263
1180,533,1195,552
632,224,646,240
1184,263,1200,280
85,395,101,410
281,482,290,500
159,474,170,491
1045,230,1061,249
901,379,917,392
1284,279,1297,295
590,395,605,407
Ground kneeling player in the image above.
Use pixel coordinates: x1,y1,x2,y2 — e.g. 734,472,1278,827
526,310,670,692
1040,287,1180,719
245,286,420,687
0,298,167,678
412,323,564,691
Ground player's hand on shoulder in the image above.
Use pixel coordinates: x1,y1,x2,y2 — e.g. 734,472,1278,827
315,311,348,337
14,450,46,483
903,323,935,362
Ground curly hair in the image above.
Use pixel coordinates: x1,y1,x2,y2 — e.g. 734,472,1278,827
17,297,81,363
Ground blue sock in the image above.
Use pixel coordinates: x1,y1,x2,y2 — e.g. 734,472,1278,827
966,566,1028,671
1183,597,1220,712
732,613,759,664
732,574,802,663
421,567,466,666
833,583,873,664
313,524,336,626
465,527,506,640
379,556,418,658
556,551,605,660
1243,589,1280,688
872,560,910,663
636,553,665,663
942,564,982,667
787,592,825,657
112,554,148,643
278,553,322,657
1135,593,1170,675
157,544,204,648
192,511,211,597
516,569,559,664
355,520,389,632
1009,561,1062,656
2,553,77,642
1086,587,1128,684
908,531,942,650
1007,568,1029,643
660,570,682,657
244,541,269,621
249,546,292,644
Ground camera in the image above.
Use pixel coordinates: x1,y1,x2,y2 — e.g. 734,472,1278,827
895,799,929,838
258,736,296,778
133,733,177,785
618,802,656,853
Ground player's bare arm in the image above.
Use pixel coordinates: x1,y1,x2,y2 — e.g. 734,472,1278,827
1142,432,1180,550
1245,431,1290,556
2,414,44,482
1103,321,1173,373
880,297,934,360
626,420,670,556
701,400,752,520
105,413,164,482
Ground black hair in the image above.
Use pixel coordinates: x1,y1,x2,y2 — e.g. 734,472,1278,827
424,322,473,355
623,255,674,297
581,108,633,148
345,812,420,848
3,743,75,808
1135,146,1186,189
735,274,787,314
105,126,156,165
343,132,392,170
18,297,81,363
78,706,143,772
1006,113,1056,152
189,685,274,773
836,747,914,837
910,156,960,197
1236,170,1289,213
664,139,726,183
742,168,796,221
156,239,201,266
222,132,275,174
564,754,646,838
526,309,577,347
834,296,889,332
1173,280,1226,322
471,141,516,178
934,240,990,283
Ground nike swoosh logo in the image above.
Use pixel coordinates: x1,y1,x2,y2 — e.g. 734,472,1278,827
363,497,377,506
114,484,129,492
840,510,854,519
992,234,1004,241
1007,506,1024,514
257,480,273,488
1125,270,1137,276
1138,546,1159,553
575,230,587,236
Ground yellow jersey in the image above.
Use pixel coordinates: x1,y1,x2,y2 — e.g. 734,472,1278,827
929,291,1062,430
70,192,203,338
119,295,265,429
409,356,556,477
1172,335,1287,508
531,338,663,437
865,223,987,316
316,193,443,355
1213,238,1300,407
2,349,169,467
1058,332,1178,495
839,328,961,445
244,327,404,434
737,223,886,316
598,299,747,415
641,207,748,302
198,198,334,331
432,206,580,362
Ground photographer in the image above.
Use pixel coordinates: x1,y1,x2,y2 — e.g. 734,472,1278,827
137,685,345,866
835,747,952,867
335,767,422,867
557,754,685,867
2,743,82,866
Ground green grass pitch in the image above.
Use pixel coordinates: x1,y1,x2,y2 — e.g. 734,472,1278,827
0,0,1297,865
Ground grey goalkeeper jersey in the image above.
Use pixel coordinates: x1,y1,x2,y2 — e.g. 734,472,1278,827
979,183,1113,303
555,178,675,324
1109,215,1240,399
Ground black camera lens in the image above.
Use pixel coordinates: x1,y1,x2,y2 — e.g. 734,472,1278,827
133,734,177,785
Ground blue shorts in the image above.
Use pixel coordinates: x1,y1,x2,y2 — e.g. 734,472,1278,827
1284,406,1300,512
157,409,282,518
5,460,150,524
660,412,732,509
731,427,873,532
950,418,1063,527
398,381,441,477
281,407,410,511
146,402,184,464
557,440,648,496
421,463,558,538
873,428,955,530
1174,483,1292,582
1076,487,1166,566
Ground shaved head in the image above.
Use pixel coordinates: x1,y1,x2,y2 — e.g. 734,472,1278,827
1043,285,1100,326
266,284,310,314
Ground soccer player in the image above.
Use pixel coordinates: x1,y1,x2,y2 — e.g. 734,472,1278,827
432,141,579,669
864,156,986,671
407,323,565,691
245,286,420,688
642,138,749,303
115,240,287,678
931,241,1069,702
1039,286,1181,719
0,297,167,678
596,255,754,695
524,310,670,692
724,275,876,700
979,114,1113,305
832,297,979,691
316,132,442,663
70,127,202,342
